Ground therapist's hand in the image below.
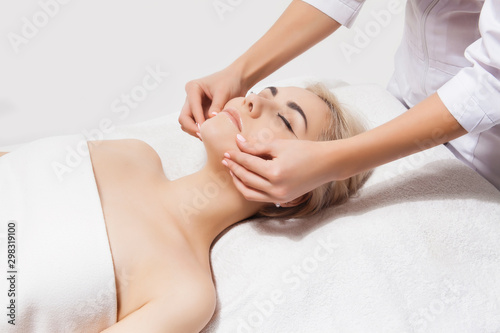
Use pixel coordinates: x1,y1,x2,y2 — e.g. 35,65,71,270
221,135,336,204
179,66,248,140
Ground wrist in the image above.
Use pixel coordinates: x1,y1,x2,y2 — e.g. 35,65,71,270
315,139,354,183
228,55,265,93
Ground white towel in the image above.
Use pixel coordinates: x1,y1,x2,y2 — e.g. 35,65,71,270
0,134,117,333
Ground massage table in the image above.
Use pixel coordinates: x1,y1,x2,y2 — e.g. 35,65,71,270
1,80,499,332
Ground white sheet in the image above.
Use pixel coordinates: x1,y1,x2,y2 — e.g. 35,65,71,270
2,83,499,332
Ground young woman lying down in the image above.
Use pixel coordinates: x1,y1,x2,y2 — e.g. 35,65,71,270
0,82,372,332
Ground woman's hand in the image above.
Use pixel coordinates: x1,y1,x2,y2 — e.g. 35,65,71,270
220,93,470,205
178,0,342,141
221,135,337,204
179,66,249,140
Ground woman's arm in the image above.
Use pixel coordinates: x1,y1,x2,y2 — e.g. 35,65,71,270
323,92,468,180
101,284,216,333
0,152,9,157
101,299,213,333
231,0,342,91
179,0,341,137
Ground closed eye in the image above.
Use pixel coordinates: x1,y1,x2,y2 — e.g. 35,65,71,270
277,113,297,138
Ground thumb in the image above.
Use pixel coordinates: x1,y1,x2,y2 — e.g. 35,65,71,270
235,135,275,160
208,94,227,118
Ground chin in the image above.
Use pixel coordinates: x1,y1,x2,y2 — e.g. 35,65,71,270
200,114,239,159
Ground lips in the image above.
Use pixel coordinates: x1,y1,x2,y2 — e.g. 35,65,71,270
221,107,242,131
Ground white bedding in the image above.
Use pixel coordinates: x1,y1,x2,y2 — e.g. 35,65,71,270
2,82,499,332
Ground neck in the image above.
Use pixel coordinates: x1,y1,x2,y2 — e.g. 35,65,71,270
159,161,264,260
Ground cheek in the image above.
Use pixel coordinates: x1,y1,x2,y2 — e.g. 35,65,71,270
244,116,289,144
199,115,239,153
200,115,232,139
222,98,243,111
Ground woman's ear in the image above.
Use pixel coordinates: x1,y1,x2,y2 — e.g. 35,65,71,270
282,193,310,208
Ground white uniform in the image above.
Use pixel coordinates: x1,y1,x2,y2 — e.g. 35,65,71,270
302,0,500,190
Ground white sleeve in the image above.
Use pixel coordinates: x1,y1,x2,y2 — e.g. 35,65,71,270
300,0,366,28
437,0,500,134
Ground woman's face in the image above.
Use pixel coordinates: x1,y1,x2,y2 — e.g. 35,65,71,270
200,86,331,159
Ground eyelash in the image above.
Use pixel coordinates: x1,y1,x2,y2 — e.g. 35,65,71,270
277,113,294,133
260,88,295,135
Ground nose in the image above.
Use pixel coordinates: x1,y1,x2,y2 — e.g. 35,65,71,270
243,93,276,119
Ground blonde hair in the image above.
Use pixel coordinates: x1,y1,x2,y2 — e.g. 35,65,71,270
256,82,373,219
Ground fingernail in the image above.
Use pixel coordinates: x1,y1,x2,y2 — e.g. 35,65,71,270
196,132,202,140
236,134,246,142
197,123,201,130
224,152,230,158
229,170,234,177
212,112,218,116
221,159,228,167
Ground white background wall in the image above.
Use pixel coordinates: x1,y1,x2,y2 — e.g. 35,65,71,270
0,0,405,147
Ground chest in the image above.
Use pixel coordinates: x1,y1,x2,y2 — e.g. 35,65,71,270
87,139,209,320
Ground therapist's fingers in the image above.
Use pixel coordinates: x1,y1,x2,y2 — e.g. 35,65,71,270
234,135,276,160
226,168,273,202
208,90,230,117
179,97,200,138
223,149,274,182
222,157,272,196
224,137,276,179
185,81,209,127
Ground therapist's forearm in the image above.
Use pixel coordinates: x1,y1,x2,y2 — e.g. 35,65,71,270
324,93,468,180
230,0,341,90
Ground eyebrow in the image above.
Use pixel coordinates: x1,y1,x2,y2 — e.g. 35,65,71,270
267,86,277,96
265,86,308,131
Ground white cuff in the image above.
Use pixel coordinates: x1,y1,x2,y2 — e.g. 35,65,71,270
301,0,365,28
437,66,500,134
437,0,500,135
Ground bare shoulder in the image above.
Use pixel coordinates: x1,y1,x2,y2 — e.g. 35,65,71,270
88,138,158,158
88,139,164,176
